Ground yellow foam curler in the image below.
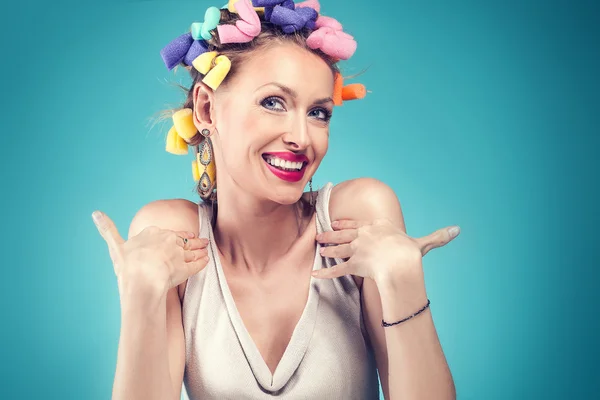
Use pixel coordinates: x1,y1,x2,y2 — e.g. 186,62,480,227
228,0,264,14
202,55,231,90
165,126,189,155
172,108,197,140
192,51,218,75
192,159,201,181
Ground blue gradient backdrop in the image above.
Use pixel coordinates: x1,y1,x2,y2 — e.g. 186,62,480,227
1,0,598,399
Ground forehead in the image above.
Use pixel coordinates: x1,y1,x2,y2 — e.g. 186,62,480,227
229,43,335,94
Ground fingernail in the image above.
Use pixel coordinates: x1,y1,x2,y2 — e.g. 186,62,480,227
315,234,322,241
189,232,195,238
331,221,339,228
448,226,460,238
92,211,103,224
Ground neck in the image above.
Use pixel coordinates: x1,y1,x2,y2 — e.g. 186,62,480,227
211,190,313,275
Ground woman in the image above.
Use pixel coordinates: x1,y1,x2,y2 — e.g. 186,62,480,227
92,0,458,399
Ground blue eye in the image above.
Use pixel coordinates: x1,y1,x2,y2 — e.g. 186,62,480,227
261,96,286,111
309,108,332,122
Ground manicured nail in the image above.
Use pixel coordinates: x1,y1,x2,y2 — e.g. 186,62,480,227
448,226,460,238
331,221,339,227
92,211,103,223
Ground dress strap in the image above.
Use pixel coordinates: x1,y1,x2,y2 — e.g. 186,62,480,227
314,182,335,235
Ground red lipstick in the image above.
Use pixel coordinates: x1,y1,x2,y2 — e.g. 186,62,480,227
262,152,309,183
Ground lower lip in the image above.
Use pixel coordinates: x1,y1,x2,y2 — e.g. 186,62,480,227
263,159,306,182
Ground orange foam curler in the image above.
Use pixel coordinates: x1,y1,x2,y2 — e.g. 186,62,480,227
341,83,366,101
333,72,344,106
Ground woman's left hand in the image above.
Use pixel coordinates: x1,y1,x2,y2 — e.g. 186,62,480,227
312,218,460,286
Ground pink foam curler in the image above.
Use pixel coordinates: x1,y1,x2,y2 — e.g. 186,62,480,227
217,0,261,43
307,24,357,60
296,0,321,13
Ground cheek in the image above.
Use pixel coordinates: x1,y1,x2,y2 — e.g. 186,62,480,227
313,130,329,158
217,110,267,167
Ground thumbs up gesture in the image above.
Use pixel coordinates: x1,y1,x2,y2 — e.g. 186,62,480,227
92,210,210,295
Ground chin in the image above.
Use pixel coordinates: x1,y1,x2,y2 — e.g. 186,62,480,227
269,188,306,205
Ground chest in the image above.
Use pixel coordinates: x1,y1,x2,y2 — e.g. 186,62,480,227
223,259,312,374
182,264,378,399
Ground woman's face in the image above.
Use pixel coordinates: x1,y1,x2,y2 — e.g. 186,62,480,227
209,42,335,205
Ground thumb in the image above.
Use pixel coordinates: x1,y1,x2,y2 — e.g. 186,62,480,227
416,225,460,257
92,211,125,263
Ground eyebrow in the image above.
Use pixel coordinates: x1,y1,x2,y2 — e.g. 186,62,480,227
257,82,333,105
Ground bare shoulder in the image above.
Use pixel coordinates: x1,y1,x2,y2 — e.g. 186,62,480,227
128,198,200,301
329,178,406,289
128,199,199,237
329,178,402,221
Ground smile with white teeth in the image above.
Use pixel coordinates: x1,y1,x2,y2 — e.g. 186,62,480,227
264,155,306,171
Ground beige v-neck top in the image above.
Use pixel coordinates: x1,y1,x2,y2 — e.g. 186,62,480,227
181,182,380,399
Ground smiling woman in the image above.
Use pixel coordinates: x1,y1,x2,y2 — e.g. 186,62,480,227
91,0,457,399
162,3,343,207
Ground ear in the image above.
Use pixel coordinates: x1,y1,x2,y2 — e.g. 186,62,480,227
192,81,217,132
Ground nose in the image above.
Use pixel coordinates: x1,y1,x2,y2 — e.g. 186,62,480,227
282,115,311,150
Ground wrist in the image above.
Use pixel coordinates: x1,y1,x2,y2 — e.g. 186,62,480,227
376,265,429,321
118,276,169,309
376,262,426,295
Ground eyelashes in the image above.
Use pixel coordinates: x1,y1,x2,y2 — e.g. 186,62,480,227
261,96,285,112
260,96,332,122
310,107,333,122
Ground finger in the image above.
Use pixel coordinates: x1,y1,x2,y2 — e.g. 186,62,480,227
92,211,125,258
319,243,353,259
170,255,210,289
171,231,207,252
311,261,351,279
180,237,209,250
174,235,189,250
183,248,208,263
415,226,460,256
316,229,358,245
185,255,210,277
331,219,369,231
174,230,196,239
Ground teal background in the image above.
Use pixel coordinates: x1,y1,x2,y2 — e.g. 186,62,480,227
1,0,598,399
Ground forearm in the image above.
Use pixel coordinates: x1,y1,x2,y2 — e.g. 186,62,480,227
378,273,456,400
112,283,177,400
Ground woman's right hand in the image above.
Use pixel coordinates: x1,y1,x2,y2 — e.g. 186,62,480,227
92,210,210,295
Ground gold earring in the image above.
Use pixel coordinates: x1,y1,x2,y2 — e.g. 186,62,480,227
309,178,315,208
192,128,217,200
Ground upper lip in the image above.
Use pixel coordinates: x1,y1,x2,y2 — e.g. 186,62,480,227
263,152,310,164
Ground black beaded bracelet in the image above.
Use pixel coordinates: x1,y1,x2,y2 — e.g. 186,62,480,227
381,299,431,328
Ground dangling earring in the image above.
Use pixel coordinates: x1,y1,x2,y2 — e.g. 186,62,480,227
309,178,315,209
193,128,217,201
